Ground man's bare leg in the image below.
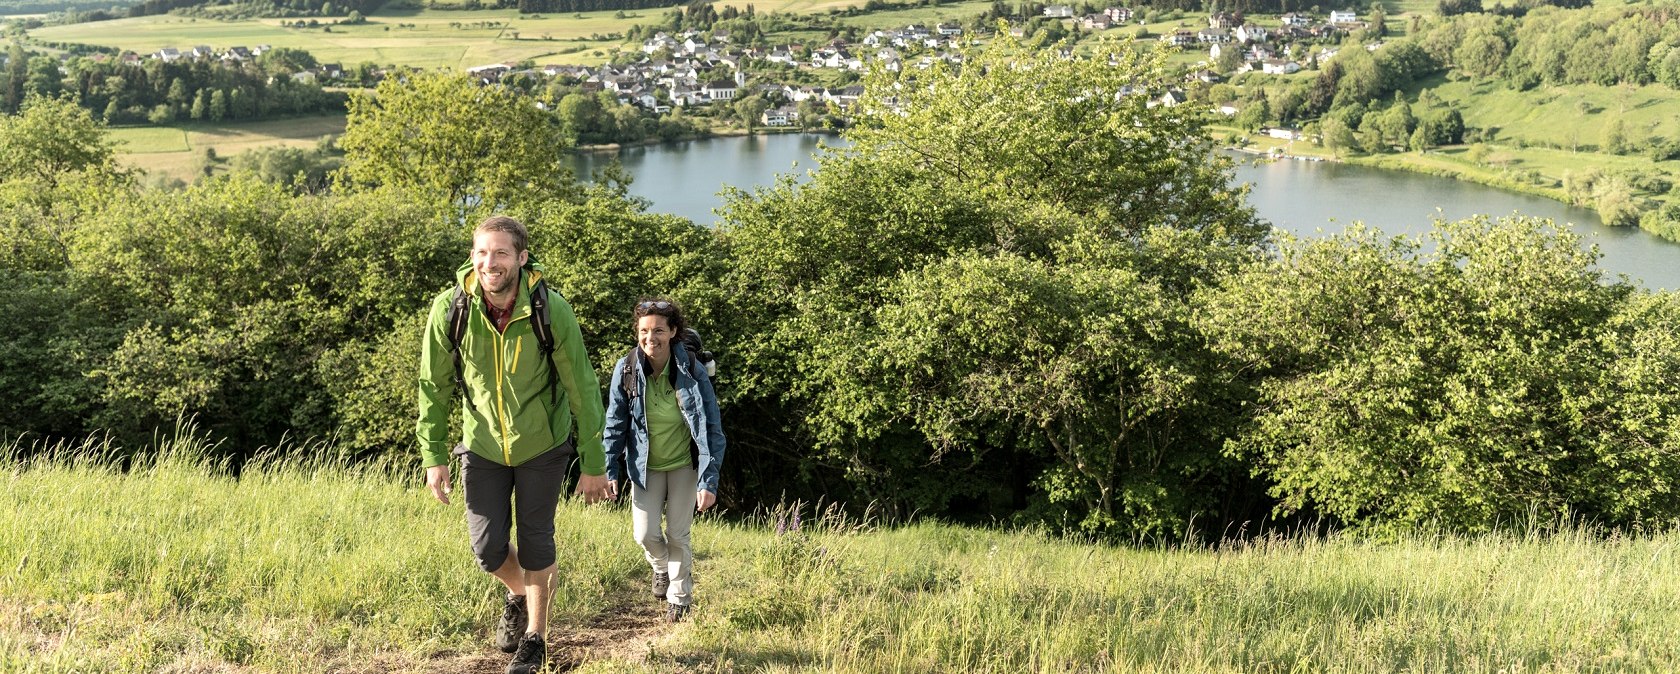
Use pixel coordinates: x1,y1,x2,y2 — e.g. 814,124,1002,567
523,564,556,636
490,547,525,596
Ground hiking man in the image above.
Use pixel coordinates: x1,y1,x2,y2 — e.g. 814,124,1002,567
416,215,610,674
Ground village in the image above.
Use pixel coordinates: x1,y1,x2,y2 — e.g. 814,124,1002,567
103,4,1377,129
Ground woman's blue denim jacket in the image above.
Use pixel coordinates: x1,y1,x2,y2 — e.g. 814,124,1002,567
603,347,726,493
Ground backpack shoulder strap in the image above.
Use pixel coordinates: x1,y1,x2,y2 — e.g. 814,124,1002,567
528,278,560,405
621,346,643,399
445,286,471,398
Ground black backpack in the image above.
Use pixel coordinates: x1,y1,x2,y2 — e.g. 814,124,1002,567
444,277,561,405
621,328,715,399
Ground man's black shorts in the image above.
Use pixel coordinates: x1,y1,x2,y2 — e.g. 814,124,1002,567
456,441,575,572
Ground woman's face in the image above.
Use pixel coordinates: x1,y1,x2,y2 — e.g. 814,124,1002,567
637,314,674,365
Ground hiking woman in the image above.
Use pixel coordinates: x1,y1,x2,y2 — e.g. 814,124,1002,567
602,297,726,622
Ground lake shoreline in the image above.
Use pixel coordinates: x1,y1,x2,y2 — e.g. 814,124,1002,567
573,127,841,154
563,133,1680,289
1226,142,1678,245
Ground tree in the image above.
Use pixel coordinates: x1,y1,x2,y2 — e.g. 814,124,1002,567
718,35,1265,537
338,71,578,214
1320,116,1357,156
24,55,62,99
556,91,607,142
1235,96,1270,131
147,104,176,125
1453,23,1509,78
0,94,119,188
166,77,190,107
209,88,228,122
1602,117,1627,155
1200,217,1673,532
191,89,208,120
258,47,319,74
3,43,27,113
733,93,769,129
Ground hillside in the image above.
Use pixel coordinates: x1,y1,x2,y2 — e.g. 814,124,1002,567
5,434,1680,672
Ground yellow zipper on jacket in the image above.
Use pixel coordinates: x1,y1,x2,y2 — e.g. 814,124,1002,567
511,336,522,374
492,327,512,465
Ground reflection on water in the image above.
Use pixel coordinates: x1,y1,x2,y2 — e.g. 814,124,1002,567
1229,154,1680,290
563,136,1680,290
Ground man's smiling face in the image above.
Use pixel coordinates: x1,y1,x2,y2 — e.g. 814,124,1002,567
472,230,527,298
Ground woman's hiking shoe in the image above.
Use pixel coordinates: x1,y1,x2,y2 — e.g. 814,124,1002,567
652,570,670,600
665,602,689,623
505,633,546,674
496,593,528,653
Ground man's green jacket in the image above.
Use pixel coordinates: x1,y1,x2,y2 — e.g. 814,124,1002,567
416,259,606,473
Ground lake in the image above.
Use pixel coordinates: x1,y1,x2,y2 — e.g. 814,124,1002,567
565,134,1680,291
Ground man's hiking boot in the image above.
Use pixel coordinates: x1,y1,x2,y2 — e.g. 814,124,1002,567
496,593,528,653
652,570,670,601
506,633,546,674
665,602,689,623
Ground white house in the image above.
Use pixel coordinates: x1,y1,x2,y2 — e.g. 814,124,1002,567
1042,4,1074,17
1155,89,1186,107
642,35,679,54
1329,9,1358,23
1162,30,1196,47
1281,12,1312,26
1104,6,1132,22
1234,24,1269,43
1260,59,1301,74
766,46,798,65
831,85,864,105
703,82,738,101
761,105,800,127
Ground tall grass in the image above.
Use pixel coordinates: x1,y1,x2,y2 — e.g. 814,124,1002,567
6,432,1680,672
0,428,641,672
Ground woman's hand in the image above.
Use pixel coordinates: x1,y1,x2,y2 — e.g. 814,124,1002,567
696,489,716,512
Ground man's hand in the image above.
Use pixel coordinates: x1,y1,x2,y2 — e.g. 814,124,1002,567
576,473,610,503
603,478,620,501
696,489,716,513
425,464,452,505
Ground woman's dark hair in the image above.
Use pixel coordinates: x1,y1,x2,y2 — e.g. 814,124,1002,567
632,297,688,337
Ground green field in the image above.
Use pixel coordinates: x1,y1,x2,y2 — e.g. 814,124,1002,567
109,114,346,182
28,8,645,68
6,431,1680,672
713,0,867,13
833,0,991,30
1425,77,1680,154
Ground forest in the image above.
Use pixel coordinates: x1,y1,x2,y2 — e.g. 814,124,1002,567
4,36,1679,541
0,44,342,123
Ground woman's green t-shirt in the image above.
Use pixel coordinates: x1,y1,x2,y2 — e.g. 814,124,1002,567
644,360,694,472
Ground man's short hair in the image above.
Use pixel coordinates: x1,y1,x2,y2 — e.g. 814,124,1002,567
475,215,528,253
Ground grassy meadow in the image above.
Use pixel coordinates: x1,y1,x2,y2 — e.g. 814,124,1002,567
108,114,346,183
27,8,646,68
6,432,1680,672
831,0,991,31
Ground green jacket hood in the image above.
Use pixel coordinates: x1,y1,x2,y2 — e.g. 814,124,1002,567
456,257,551,298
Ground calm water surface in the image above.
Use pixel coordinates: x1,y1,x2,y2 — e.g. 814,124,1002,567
565,134,1680,290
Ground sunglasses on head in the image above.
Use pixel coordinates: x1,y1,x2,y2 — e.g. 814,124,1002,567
638,301,673,310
